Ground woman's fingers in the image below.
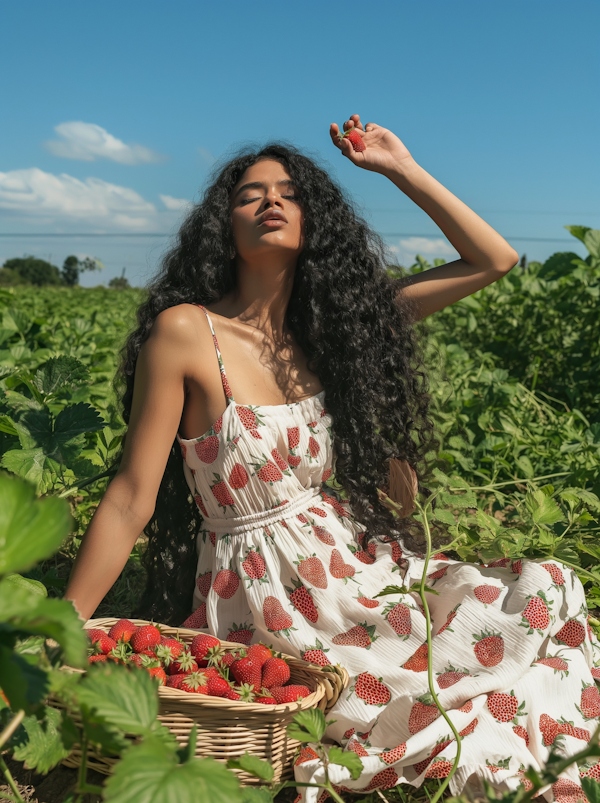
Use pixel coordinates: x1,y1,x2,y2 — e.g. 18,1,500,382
329,123,343,149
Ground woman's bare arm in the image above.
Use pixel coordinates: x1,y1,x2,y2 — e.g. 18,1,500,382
64,307,193,622
386,161,519,319
330,114,519,320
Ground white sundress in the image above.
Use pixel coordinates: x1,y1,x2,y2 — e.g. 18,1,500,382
176,304,600,802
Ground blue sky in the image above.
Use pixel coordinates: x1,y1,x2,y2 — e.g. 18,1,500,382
1,0,598,286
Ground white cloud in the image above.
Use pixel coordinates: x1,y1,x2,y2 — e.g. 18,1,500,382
0,167,157,230
45,122,165,165
160,194,192,211
398,237,458,256
197,147,216,165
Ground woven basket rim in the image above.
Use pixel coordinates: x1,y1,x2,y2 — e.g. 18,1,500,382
84,617,348,713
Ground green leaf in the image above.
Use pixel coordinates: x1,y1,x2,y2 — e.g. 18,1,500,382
432,468,452,487
584,230,600,259
286,708,327,743
0,583,88,668
565,225,590,245
561,488,600,511
77,663,159,736
327,745,363,780
226,752,274,782
0,414,18,437
373,584,408,598
432,509,456,526
582,778,600,803
103,735,242,803
54,403,105,441
0,644,49,714
11,706,71,773
32,356,90,396
240,789,273,803
2,308,30,334
0,448,56,494
0,473,72,575
4,574,47,597
525,490,564,527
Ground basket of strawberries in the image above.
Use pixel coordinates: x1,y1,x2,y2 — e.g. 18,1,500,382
50,617,348,785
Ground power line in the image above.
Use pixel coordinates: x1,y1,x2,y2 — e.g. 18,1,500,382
0,232,578,243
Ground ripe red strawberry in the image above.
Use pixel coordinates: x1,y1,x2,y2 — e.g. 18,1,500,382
308,506,327,518
108,619,137,643
295,746,320,766
536,655,569,674
210,474,235,508
579,683,600,719
231,656,263,690
147,666,167,685
384,602,411,638
213,564,240,599
555,619,586,648
312,525,335,546
592,668,600,680
286,579,319,623
409,694,441,734
262,657,291,688
359,767,399,792
487,557,510,567
212,414,223,434
580,762,600,780
190,634,220,664
130,625,161,654
246,644,272,666
306,436,320,460
250,454,286,484
194,494,208,516
539,713,560,745
329,549,355,579
413,739,452,776
356,594,379,609
271,448,289,471
458,700,473,713
557,718,591,742
256,692,278,705
346,738,369,757
226,622,255,645
263,596,295,634
332,622,378,649
209,532,216,546
206,676,231,697
287,426,300,449
320,491,349,517
542,562,565,585
552,779,587,803
88,654,108,664
222,686,242,700
352,673,391,706
342,128,366,153
229,463,249,489
428,566,448,581
436,664,470,689
403,643,428,672
472,630,504,666
460,718,479,737
166,673,187,689
288,453,301,468
126,653,144,668
380,743,407,764
511,560,522,575
87,629,117,655
196,571,212,598
195,435,219,463
513,725,530,745
437,604,459,635
182,602,207,629
180,671,209,694
348,545,375,565
237,406,260,430
302,640,331,666
343,728,355,740
487,691,523,722
473,585,501,605
270,685,311,703
155,638,185,666
241,548,267,586
295,554,328,589
425,759,453,779
521,591,552,633
169,652,198,675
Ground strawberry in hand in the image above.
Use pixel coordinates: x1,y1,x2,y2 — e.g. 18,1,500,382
330,113,414,176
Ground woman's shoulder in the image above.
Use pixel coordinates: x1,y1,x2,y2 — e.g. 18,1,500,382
150,303,211,345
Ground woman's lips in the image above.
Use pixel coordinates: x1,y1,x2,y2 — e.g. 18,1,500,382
259,219,286,227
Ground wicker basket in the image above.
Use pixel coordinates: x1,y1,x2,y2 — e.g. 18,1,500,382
48,618,348,785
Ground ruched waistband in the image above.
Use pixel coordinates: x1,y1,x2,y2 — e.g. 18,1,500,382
200,487,323,535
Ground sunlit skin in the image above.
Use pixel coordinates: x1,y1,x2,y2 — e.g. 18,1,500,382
64,114,519,621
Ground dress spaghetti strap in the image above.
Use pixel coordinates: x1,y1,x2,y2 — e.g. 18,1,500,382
196,304,235,405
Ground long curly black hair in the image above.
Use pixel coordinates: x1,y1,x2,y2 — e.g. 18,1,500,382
114,142,436,626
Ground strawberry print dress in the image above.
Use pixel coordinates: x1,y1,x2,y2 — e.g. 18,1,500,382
177,305,600,802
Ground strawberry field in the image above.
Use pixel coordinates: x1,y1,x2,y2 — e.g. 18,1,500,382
1,224,599,802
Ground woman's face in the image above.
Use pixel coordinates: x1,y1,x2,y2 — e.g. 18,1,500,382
230,158,304,264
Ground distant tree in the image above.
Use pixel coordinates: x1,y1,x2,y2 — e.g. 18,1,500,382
2,257,61,286
61,255,104,286
108,267,131,290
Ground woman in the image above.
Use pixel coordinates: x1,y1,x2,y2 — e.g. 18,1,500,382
65,116,599,799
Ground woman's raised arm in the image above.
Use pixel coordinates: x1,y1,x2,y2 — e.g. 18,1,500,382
64,307,192,622
330,114,519,319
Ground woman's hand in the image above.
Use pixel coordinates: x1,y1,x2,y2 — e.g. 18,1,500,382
330,114,414,175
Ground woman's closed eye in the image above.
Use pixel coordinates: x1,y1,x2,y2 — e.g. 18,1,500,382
240,195,298,205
